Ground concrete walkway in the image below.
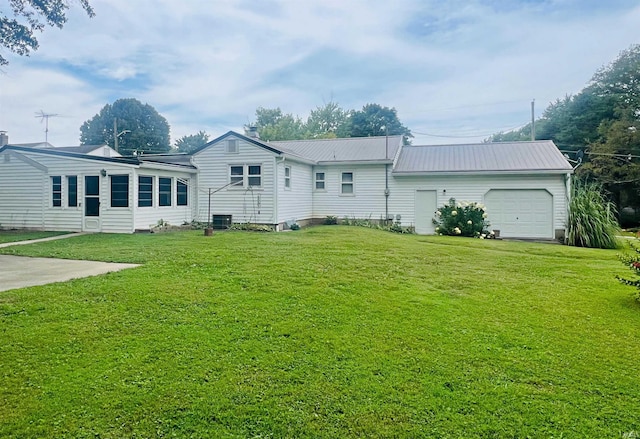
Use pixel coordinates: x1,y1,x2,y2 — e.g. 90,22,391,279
0,233,139,292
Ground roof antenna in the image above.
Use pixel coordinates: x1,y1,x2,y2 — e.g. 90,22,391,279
35,110,60,144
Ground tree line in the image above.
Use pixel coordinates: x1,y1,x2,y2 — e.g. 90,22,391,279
78,101,413,155
490,44,640,220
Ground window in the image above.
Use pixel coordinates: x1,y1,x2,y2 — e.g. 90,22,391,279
341,172,354,194
138,176,153,207
51,176,62,207
315,172,325,190
159,177,172,206
110,175,129,207
177,180,188,206
248,165,261,187
67,176,77,207
230,166,244,187
284,166,291,189
229,164,262,188
226,139,238,153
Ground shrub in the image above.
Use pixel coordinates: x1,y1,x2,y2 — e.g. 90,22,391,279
566,180,620,249
340,216,415,234
289,223,300,230
616,240,640,301
432,198,491,238
229,223,274,232
324,215,338,225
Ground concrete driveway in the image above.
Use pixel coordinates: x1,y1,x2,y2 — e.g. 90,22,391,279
0,234,139,292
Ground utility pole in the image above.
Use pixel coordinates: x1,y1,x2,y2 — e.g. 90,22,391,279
531,99,536,141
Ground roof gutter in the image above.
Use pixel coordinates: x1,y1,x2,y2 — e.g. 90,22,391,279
392,169,574,177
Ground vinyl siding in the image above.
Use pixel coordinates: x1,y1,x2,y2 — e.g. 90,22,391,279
0,153,46,229
312,164,389,220
0,150,196,233
276,160,313,223
388,173,569,234
192,136,277,225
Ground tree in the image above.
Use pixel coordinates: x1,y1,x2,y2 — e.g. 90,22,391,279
80,98,171,155
175,131,209,153
305,101,350,139
0,0,94,66
253,107,305,141
349,104,413,144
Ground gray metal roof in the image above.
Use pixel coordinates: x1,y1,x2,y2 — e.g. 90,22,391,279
270,135,403,163
393,140,573,174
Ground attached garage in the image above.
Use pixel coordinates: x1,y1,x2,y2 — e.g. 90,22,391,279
485,189,553,238
391,140,574,239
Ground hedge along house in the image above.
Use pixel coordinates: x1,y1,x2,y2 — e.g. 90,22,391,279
192,131,573,239
0,145,197,233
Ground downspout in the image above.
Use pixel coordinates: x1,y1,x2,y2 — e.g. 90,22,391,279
384,132,390,223
274,155,284,229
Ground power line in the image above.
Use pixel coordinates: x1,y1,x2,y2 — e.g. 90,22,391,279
412,122,529,139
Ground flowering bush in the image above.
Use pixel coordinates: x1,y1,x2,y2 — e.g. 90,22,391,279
616,240,640,301
432,198,491,238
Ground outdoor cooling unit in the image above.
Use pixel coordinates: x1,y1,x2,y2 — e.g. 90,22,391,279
212,215,232,230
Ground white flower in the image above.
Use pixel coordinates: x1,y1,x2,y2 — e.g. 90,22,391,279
435,227,440,232
436,210,441,216
467,220,472,225
482,213,488,218
480,234,486,239
451,210,458,216
454,227,461,234
490,230,495,235
477,203,485,210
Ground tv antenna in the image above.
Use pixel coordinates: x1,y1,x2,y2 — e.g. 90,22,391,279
34,110,60,144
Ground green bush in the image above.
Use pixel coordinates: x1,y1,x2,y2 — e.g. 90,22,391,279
432,198,491,238
616,240,640,301
229,223,274,232
566,180,620,249
324,215,338,225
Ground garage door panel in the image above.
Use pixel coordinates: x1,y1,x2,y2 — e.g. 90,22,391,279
485,189,553,239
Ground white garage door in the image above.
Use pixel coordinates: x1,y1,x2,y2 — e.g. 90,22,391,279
484,189,553,239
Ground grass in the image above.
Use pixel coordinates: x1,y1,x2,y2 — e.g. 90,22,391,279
0,227,638,438
0,230,71,244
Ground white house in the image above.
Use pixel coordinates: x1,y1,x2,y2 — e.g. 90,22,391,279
0,130,573,238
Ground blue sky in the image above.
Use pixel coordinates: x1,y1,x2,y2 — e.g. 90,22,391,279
0,0,638,147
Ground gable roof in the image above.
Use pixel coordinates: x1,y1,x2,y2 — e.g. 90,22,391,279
394,140,573,174
271,135,402,163
192,130,402,164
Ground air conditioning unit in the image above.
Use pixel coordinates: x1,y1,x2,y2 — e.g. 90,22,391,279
212,215,232,229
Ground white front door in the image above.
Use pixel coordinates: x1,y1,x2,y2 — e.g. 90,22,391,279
83,175,101,232
415,190,437,234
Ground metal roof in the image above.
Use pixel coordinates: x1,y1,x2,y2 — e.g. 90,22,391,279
393,140,573,174
271,135,403,163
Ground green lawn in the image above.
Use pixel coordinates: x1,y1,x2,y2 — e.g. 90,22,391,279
0,227,638,438
0,230,71,244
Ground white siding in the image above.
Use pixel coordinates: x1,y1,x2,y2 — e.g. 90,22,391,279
0,153,46,229
132,173,194,230
276,160,313,224
192,136,277,225
0,150,196,233
389,173,569,237
312,164,390,220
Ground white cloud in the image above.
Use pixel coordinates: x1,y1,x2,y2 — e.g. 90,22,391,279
1,0,638,147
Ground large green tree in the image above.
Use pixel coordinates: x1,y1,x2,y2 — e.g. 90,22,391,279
80,98,171,155
175,130,209,153
0,0,94,65
253,107,305,141
349,104,413,144
305,101,350,139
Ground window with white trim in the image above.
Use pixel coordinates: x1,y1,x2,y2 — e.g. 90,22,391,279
226,139,238,153
110,175,129,207
341,172,354,194
248,165,261,187
177,180,188,206
284,166,291,189
230,165,244,188
138,176,153,207
51,176,62,207
315,172,325,191
67,176,78,207
159,177,172,206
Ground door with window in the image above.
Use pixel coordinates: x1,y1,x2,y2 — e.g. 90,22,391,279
83,175,101,231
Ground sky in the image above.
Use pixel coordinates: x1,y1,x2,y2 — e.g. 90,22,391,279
0,0,638,147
